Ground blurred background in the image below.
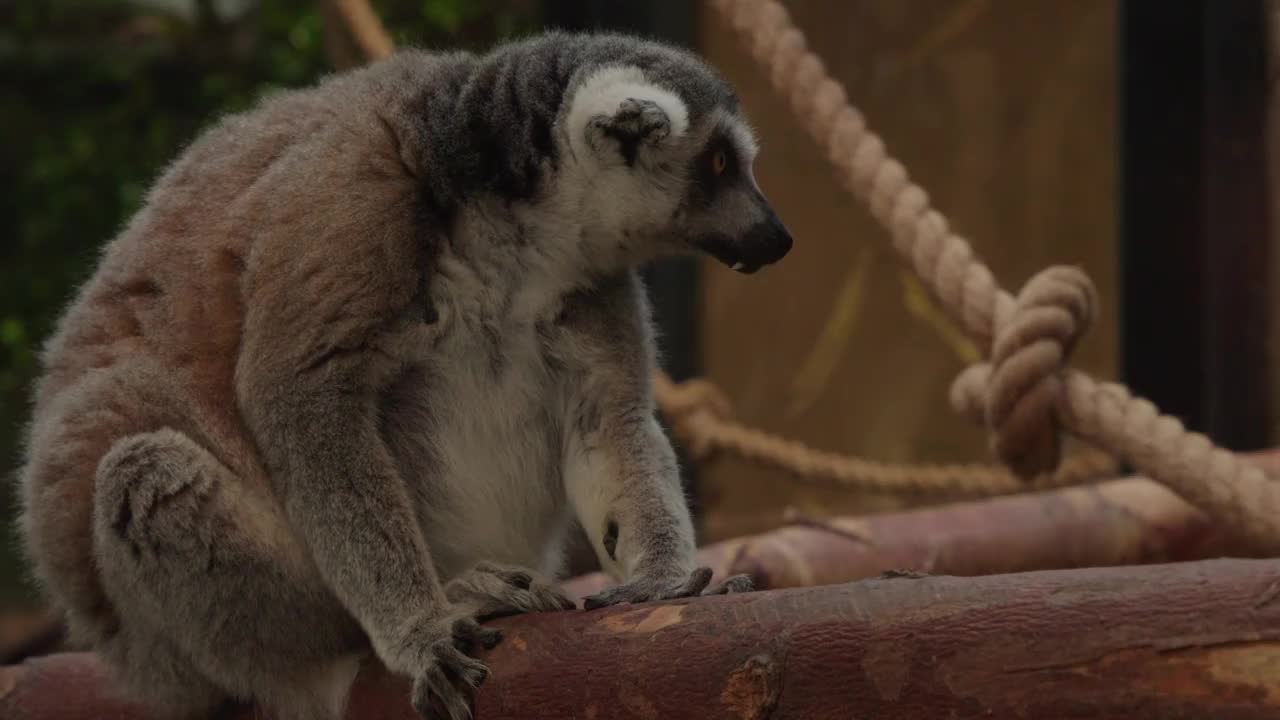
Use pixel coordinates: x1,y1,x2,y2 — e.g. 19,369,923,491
1,0,1276,621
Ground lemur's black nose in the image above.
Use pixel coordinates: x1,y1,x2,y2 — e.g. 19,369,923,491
732,211,792,274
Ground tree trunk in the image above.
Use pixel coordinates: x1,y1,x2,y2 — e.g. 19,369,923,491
5,558,1280,719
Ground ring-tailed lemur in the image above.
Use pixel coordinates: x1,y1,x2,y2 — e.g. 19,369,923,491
17,31,791,720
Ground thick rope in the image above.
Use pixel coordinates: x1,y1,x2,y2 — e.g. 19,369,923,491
708,0,1280,552
654,370,1116,497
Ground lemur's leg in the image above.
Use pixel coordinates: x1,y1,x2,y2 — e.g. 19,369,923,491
566,413,754,609
556,273,754,609
234,161,510,720
97,626,229,720
444,560,576,619
93,428,375,720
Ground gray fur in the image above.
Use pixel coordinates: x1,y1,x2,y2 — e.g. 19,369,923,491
16,31,790,720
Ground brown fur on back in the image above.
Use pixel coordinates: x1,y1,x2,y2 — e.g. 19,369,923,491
18,55,433,644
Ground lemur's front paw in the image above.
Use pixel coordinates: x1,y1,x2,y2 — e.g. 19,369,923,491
707,573,756,595
445,560,577,619
583,566,752,609
408,614,501,720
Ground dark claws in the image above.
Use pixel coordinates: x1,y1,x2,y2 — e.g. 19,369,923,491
411,636,490,720
446,561,579,621
408,606,507,719
581,592,619,611
712,574,754,594
474,560,533,590
477,627,502,650
678,566,714,596
451,616,502,651
436,642,488,688
582,566,746,610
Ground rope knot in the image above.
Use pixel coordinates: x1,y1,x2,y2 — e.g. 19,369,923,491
949,266,1097,479
654,376,735,462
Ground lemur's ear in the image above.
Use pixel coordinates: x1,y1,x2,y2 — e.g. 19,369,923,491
567,67,689,167
586,98,671,165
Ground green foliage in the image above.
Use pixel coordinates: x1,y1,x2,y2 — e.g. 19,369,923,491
0,0,538,605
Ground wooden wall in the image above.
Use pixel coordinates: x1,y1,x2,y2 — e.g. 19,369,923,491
694,0,1119,541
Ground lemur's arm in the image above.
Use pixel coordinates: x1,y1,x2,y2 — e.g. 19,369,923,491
234,127,494,720
559,273,752,607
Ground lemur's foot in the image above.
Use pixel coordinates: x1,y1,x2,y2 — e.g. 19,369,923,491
581,567,754,609
407,612,500,720
445,560,576,619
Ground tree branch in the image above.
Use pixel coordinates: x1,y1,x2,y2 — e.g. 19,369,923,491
566,476,1231,600
6,559,1280,719
324,0,393,65
0,473,1241,666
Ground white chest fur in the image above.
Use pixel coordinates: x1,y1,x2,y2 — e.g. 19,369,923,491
380,303,571,582
375,202,594,581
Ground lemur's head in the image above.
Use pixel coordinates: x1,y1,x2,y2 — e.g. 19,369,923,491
559,48,792,275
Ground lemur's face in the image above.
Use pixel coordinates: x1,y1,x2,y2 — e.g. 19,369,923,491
564,66,792,274
673,111,791,274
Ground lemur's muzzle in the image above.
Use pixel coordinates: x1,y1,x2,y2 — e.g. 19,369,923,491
698,208,793,275
731,210,792,274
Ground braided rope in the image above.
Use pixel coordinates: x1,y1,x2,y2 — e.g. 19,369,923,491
707,0,1280,551
654,369,1116,497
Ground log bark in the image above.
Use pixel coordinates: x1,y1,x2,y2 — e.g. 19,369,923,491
0,476,1235,666
5,558,1280,719
565,477,1231,599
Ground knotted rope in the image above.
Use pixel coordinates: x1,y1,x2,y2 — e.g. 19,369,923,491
708,0,1280,552
948,266,1097,477
655,366,1116,496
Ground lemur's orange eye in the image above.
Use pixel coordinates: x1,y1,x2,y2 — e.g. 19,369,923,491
711,150,727,176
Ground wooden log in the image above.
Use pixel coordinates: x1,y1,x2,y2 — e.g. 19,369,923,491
0,476,1234,667
564,477,1230,600
0,609,63,666
4,558,1280,719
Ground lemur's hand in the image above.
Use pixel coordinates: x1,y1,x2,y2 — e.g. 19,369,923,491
445,560,576,619
403,611,500,720
581,566,754,610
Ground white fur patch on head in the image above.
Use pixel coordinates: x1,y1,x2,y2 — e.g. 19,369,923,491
565,65,690,164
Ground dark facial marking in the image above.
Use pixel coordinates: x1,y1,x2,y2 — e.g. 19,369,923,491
688,131,742,208
684,131,794,273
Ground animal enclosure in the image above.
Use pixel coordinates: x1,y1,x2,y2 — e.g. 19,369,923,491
2,1,1279,719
